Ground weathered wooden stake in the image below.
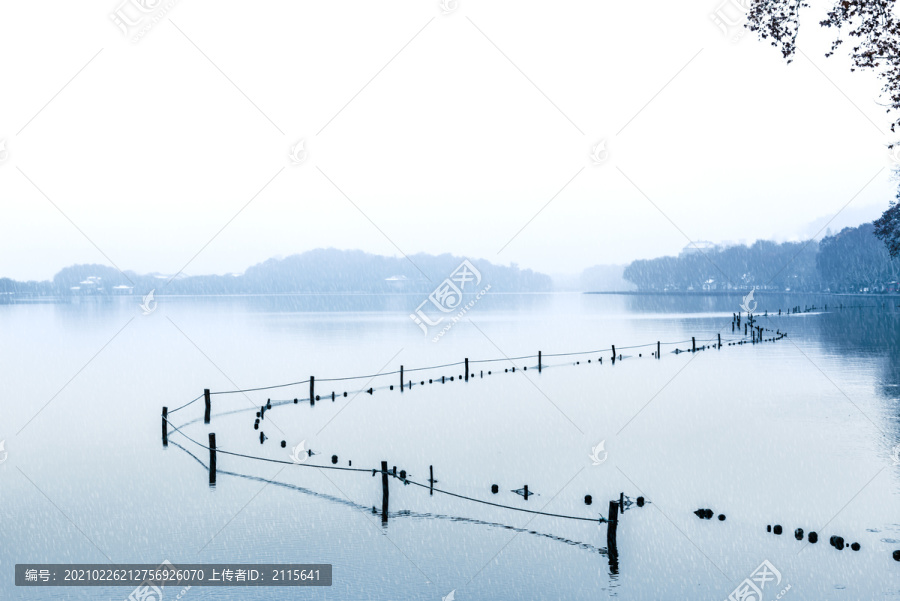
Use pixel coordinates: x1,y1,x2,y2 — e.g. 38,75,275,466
657,341,660,358
692,337,696,352
619,492,624,514
538,351,542,373
204,389,211,424
310,376,315,404
209,433,217,486
718,333,721,348
607,500,619,552
429,465,434,496
611,345,616,362
381,460,389,522
465,358,469,382
162,406,168,447
400,366,404,392
524,484,529,500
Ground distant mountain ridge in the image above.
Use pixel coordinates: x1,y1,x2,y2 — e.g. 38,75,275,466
0,249,553,297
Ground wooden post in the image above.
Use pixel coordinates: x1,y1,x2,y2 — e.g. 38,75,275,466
619,492,624,514
538,351,542,373
465,358,469,382
429,465,434,496
523,484,529,500
718,333,721,349
310,376,315,405
692,337,696,352
381,461,389,523
204,389,211,424
607,500,619,553
657,341,660,358
400,366,404,392
162,407,168,447
208,433,217,486
611,345,616,362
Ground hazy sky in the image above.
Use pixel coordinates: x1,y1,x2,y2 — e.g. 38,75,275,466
1,0,896,281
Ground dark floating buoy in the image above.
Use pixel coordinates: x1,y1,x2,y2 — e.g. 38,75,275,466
420,381,424,385
488,371,491,375
694,508,714,520
293,398,298,404
773,525,783,535
718,514,725,521
491,484,499,494
429,379,433,383
767,525,772,532
331,455,338,464
280,440,286,448
584,495,592,505
343,392,347,397
851,542,860,551
893,550,900,561
256,411,260,417
808,532,818,543
254,421,259,430
390,385,394,390
315,395,320,401
794,528,804,540
830,535,844,550
636,496,645,507
399,470,407,480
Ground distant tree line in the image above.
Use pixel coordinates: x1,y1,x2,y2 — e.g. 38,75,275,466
622,224,898,293
0,249,552,299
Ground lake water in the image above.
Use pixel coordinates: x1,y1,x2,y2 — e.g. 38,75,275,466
1,292,899,600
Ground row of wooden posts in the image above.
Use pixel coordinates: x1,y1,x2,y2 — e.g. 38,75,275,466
160,330,764,453
163,427,627,556
160,332,768,556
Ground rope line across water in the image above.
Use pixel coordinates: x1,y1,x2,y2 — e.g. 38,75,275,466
164,417,607,523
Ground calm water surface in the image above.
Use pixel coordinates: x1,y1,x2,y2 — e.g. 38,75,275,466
1,292,899,599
